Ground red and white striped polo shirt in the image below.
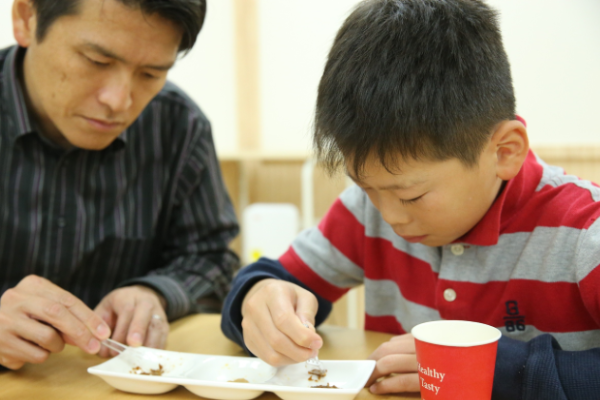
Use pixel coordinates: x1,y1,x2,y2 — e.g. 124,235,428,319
280,150,600,350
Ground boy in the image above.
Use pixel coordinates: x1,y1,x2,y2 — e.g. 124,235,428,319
221,0,600,398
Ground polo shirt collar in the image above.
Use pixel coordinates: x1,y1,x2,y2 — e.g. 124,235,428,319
458,149,542,246
1,45,128,150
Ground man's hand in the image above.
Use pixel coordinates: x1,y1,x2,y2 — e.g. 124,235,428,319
241,279,322,366
0,275,111,370
365,333,420,394
94,285,168,357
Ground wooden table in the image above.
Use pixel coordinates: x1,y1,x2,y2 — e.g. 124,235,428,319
0,314,420,400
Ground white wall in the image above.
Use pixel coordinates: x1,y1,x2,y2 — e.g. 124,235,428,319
257,0,600,149
487,0,600,146
1,0,599,150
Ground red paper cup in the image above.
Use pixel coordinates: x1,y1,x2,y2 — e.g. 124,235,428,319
412,320,501,400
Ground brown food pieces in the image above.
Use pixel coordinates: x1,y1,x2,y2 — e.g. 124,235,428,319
130,364,165,376
228,378,249,383
311,383,339,389
308,369,327,381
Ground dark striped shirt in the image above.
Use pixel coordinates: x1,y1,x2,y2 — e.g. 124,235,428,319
0,46,239,320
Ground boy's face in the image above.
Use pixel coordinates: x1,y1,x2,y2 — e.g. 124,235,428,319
347,148,504,247
14,0,182,149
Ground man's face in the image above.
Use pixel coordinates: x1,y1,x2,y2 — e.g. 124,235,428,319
20,0,182,149
346,146,503,247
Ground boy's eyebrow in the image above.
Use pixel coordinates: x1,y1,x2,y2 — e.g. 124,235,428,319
82,42,175,71
345,171,423,190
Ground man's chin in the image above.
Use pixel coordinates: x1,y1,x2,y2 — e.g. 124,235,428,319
65,133,121,151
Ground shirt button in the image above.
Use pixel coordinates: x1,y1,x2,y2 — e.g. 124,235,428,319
57,217,66,228
444,288,457,302
451,244,464,256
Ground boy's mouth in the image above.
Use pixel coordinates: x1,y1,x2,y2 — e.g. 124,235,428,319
400,234,428,243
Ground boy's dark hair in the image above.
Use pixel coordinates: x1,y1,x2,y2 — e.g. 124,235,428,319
31,0,206,52
315,0,516,176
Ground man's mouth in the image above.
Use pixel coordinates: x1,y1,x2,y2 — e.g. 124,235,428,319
83,116,124,131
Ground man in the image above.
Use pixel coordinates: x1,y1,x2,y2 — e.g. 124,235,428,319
0,0,239,370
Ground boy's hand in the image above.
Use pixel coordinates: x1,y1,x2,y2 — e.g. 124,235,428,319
366,333,420,394
0,275,111,370
241,278,322,366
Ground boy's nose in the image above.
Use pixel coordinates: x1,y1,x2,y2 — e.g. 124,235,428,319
378,196,411,226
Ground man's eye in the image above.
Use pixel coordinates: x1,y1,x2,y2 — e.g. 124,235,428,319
143,72,159,80
86,56,109,66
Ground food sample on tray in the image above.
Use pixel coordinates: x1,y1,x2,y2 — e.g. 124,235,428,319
308,368,327,381
311,383,339,389
130,364,165,376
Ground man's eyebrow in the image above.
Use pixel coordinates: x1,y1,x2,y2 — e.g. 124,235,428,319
82,43,175,71
345,171,422,190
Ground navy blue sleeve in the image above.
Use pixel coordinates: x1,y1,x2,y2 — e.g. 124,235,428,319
220,257,333,353
493,334,600,400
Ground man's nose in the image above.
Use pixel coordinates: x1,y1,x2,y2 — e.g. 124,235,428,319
97,73,133,114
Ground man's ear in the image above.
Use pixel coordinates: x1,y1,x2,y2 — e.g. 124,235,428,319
491,119,529,181
13,0,37,48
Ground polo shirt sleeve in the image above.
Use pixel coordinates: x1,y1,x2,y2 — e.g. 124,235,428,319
493,334,600,400
278,186,367,303
220,257,333,353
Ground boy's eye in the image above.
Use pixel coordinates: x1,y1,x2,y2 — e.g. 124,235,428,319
399,194,424,206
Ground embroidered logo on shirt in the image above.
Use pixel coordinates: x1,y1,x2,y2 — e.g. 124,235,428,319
503,300,526,332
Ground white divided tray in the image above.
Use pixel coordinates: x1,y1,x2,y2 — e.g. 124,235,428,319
87,347,376,400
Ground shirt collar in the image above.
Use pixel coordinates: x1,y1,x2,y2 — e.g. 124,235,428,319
2,46,35,141
1,45,127,150
458,149,543,246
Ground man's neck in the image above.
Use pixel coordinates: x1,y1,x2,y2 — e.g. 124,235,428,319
19,47,74,150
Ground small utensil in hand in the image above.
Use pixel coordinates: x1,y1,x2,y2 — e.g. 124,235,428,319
101,338,163,375
302,322,327,378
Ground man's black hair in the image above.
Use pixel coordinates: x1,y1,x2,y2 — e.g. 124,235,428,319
31,0,206,52
314,0,516,177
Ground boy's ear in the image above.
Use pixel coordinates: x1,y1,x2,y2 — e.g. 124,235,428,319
491,119,529,181
13,0,37,48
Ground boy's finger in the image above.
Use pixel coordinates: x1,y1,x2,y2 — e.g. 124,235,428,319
243,318,305,366
369,372,420,394
366,354,418,386
294,291,319,329
268,300,320,351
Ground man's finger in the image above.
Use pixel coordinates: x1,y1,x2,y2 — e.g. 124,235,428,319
126,300,154,347
109,299,135,354
0,335,51,367
20,297,102,354
18,318,65,354
8,276,110,353
144,314,168,349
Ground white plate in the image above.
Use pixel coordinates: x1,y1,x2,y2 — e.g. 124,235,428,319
88,348,376,400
